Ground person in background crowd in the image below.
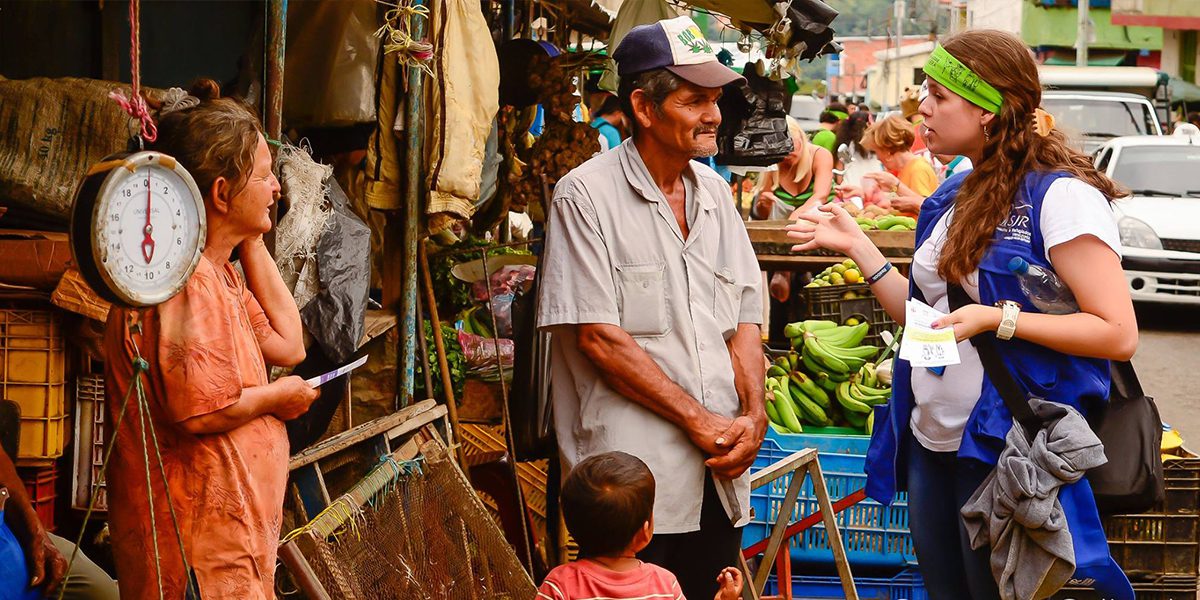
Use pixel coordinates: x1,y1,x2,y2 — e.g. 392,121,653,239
0,446,118,599
104,79,318,600
754,117,836,333
584,73,611,115
1189,111,1200,130
858,103,872,115
591,95,626,152
537,16,765,600
834,111,882,186
811,110,840,155
825,102,849,122
936,153,974,181
837,114,939,216
754,116,834,220
788,29,1137,600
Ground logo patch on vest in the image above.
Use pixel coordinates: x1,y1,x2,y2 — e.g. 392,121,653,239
997,202,1033,245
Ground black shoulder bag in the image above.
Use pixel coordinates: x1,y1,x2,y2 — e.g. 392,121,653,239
948,285,1163,515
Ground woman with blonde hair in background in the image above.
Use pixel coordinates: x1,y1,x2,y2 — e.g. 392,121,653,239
753,116,834,221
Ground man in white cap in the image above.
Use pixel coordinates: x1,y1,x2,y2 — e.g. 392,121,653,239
536,15,766,598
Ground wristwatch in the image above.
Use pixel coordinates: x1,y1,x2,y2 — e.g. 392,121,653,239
995,300,1021,341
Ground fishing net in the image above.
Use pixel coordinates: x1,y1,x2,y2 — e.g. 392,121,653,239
287,440,535,599
275,142,334,310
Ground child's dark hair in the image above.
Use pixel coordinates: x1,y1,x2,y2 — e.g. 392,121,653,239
561,451,655,558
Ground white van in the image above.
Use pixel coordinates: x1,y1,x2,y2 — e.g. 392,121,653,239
1038,65,1169,154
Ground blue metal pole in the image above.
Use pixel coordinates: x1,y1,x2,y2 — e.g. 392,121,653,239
398,0,428,408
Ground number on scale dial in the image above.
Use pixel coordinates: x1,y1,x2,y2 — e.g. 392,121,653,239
72,151,206,307
100,168,200,293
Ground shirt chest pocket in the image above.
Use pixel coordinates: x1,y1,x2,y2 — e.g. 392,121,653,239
615,262,670,337
714,268,741,339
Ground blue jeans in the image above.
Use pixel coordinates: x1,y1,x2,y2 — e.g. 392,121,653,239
906,434,1001,600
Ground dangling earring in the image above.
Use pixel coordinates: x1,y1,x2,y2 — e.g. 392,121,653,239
983,126,991,142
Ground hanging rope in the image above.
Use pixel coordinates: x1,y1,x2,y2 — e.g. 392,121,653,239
109,0,158,144
374,1,435,77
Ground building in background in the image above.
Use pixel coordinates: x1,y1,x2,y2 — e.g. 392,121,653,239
956,0,1161,67
866,40,936,109
828,35,929,105
1113,0,1200,84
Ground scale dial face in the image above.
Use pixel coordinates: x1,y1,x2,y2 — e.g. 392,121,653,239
88,152,206,307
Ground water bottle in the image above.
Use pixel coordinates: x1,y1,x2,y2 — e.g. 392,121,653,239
1007,257,1078,314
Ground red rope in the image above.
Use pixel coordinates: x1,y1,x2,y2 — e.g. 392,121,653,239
109,0,157,143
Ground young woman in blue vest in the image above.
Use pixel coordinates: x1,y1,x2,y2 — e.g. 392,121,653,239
787,30,1137,599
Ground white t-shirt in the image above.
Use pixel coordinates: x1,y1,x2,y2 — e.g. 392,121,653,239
909,177,1123,452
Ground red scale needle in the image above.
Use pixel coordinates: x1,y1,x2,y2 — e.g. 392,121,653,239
141,174,155,264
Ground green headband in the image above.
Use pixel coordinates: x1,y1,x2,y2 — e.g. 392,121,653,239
922,45,1003,115
829,110,849,120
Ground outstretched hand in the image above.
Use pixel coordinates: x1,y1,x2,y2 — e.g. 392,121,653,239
785,203,869,256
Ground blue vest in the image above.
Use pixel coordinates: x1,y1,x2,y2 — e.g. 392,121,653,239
864,170,1133,597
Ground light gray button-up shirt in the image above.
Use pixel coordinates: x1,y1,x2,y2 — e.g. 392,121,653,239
536,140,763,534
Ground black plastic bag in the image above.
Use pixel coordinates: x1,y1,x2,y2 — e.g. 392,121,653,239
716,63,793,167
299,177,371,364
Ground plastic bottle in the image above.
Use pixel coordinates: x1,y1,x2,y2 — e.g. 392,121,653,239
1007,257,1078,314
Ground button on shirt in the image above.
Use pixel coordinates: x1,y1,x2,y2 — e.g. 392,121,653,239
536,140,763,534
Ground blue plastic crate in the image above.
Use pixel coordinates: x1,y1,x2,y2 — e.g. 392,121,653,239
746,428,917,568
762,567,928,600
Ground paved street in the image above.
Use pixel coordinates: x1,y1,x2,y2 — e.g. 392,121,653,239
1130,303,1200,444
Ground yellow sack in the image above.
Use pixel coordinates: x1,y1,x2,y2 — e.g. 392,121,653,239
424,0,500,221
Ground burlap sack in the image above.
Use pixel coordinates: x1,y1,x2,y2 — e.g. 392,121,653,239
0,76,155,222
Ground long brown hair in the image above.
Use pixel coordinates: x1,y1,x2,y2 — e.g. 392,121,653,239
151,79,262,200
937,30,1126,283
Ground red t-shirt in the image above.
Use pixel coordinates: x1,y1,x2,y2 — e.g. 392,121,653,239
538,559,684,600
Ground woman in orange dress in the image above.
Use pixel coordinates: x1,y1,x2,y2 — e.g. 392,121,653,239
103,80,318,600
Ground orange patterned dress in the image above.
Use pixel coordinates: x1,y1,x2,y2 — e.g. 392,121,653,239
104,256,287,599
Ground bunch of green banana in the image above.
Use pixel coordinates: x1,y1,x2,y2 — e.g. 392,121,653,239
764,367,833,432
801,323,879,377
855,214,917,232
458,306,495,338
766,319,898,434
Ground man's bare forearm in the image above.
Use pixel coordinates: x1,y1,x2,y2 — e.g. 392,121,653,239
576,323,707,425
728,323,766,426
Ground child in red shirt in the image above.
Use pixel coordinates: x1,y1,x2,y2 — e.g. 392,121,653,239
537,452,743,600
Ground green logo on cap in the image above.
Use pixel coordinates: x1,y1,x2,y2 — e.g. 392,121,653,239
678,26,712,54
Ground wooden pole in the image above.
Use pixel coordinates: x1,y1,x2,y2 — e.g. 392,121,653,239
264,0,287,255
418,242,470,474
